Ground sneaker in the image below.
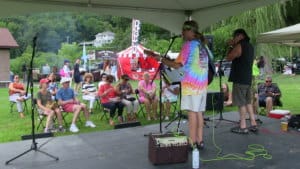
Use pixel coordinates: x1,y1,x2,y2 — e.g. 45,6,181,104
165,116,169,121
85,121,96,128
58,126,66,132
196,141,204,150
231,126,249,134
44,128,51,133
69,124,79,133
248,125,258,133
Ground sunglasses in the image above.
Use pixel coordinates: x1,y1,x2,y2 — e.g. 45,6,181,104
182,25,193,31
265,80,272,83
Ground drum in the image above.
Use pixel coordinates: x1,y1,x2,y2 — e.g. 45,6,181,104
269,109,290,119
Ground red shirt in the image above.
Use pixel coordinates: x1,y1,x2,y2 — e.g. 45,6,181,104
98,83,117,103
9,82,24,96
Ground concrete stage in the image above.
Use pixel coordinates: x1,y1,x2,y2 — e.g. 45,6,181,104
0,112,299,169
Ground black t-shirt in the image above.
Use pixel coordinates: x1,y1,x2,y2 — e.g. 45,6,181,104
228,39,253,85
74,63,80,76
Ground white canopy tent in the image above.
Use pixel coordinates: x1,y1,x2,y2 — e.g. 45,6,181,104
257,23,300,47
0,0,286,33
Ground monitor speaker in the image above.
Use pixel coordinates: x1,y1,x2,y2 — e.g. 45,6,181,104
206,91,223,111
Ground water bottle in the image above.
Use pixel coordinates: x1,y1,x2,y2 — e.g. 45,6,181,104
192,147,200,169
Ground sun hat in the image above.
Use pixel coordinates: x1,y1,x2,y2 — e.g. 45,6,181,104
39,78,49,84
60,77,71,84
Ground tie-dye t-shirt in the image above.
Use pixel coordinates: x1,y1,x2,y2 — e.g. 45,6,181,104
175,40,208,96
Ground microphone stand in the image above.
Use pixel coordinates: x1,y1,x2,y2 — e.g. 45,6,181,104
149,37,177,134
214,55,238,128
5,36,59,165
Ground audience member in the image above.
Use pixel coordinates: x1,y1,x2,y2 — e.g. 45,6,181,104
138,72,158,121
111,61,118,81
73,58,82,93
46,73,58,100
82,73,97,114
103,60,111,75
222,83,232,106
98,75,124,126
60,60,71,78
98,73,107,89
115,74,139,122
257,76,281,115
56,77,96,133
37,79,64,133
8,75,31,118
161,78,179,120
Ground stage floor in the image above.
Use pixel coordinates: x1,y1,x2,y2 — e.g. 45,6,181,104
0,112,300,169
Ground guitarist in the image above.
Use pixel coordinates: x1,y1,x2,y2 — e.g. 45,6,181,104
150,20,210,150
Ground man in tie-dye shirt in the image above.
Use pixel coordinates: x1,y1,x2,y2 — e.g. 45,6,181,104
156,20,209,150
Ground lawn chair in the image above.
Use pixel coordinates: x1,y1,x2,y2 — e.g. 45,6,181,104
10,99,28,114
257,82,282,116
135,89,146,118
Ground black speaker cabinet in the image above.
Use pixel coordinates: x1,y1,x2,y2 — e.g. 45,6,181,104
206,91,223,111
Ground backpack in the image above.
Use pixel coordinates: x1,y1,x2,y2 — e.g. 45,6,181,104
288,115,300,129
59,68,66,77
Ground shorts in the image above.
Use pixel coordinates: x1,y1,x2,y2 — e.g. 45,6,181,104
74,74,81,83
139,95,158,103
161,96,177,103
62,102,79,112
232,83,252,107
181,91,207,112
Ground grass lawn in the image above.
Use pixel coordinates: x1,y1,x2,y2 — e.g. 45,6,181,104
0,74,299,143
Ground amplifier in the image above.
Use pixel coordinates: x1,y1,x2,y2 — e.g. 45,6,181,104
148,133,188,165
206,91,223,111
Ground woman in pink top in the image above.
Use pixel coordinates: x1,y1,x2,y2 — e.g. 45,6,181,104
98,75,124,126
138,72,158,121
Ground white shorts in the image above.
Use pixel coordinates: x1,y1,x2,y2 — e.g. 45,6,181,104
181,91,207,113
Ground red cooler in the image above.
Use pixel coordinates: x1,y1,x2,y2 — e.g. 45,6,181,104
269,109,290,119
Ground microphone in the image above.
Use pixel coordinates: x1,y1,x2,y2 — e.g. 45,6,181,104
171,34,182,39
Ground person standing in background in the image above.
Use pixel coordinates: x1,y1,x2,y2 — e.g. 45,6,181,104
111,61,118,82
257,56,265,80
226,28,258,134
21,63,27,83
73,59,82,93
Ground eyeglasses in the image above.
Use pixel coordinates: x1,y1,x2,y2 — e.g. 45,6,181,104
265,80,272,83
182,25,192,31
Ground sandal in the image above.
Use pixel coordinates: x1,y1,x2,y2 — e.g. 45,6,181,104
196,141,204,150
248,125,258,133
231,126,249,134
109,119,115,126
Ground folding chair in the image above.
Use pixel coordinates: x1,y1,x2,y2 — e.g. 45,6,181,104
35,99,61,131
61,109,83,128
10,100,28,114
96,98,110,121
257,82,283,116
135,89,146,118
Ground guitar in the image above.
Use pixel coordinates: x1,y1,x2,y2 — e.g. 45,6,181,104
144,49,184,84
145,49,215,85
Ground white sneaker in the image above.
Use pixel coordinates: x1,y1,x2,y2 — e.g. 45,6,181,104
69,124,79,133
165,116,169,121
85,121,96,128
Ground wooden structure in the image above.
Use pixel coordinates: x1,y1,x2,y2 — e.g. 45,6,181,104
0,28,19,87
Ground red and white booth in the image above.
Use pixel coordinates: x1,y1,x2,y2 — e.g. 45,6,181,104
117,44,159,80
